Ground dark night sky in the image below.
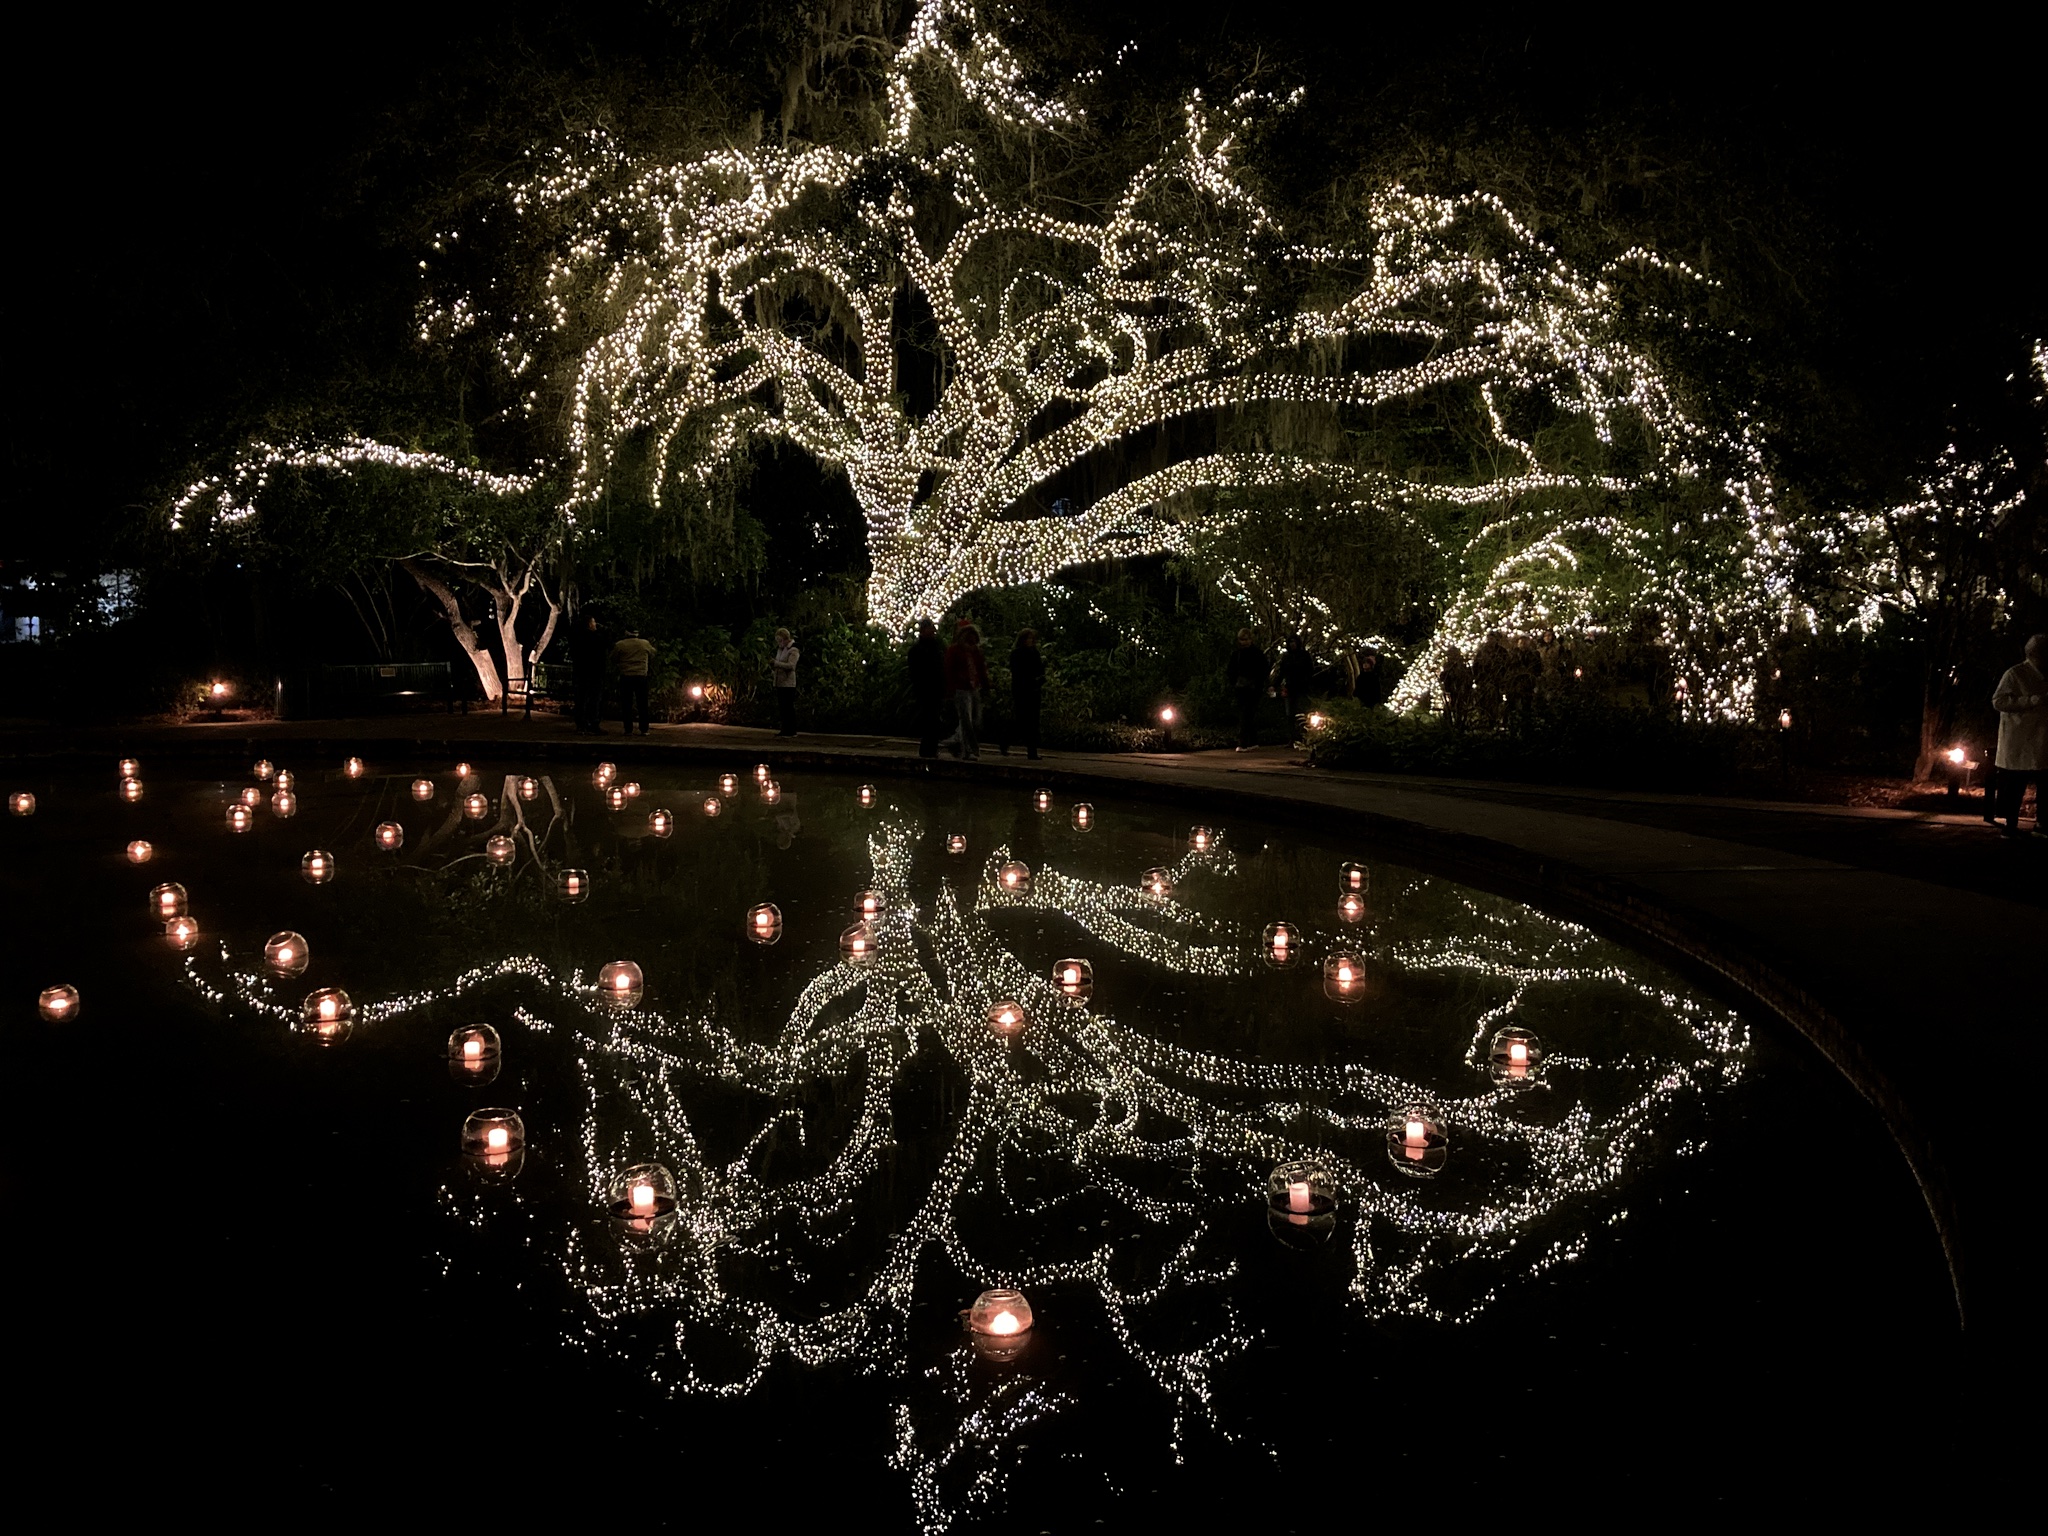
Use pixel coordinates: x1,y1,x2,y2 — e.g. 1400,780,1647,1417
9,3,2042,568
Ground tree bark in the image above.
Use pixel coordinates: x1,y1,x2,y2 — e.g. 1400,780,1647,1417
399,557,503,702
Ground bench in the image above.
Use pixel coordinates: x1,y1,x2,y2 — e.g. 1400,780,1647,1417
302,662,466,717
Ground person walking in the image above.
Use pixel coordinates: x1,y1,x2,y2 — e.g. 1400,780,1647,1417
570,614,608,734
771,627,801,737
1272,635,1316,743
1009,628,1046,760
908,618,946,757
1990,633,2047,836
943,622,990,759
611,627,656,736
1226,628,1268,751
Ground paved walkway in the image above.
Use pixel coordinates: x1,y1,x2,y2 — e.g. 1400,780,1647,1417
8,710,2039,1331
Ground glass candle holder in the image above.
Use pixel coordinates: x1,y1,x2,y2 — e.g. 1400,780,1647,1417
759,780,782,806
753,763,771,784
165,915,201,951
448,1023,502,1065
966,1288,1034,1359
273,770,295,792
1338,862,1369,895
126,840,153,864
455,761,475,781
237,785,263,808
598,960,645,1008
996,861,1032,895
554,868,591,903
264,931,310,977
857,783,876,808
1188,825,1215,853
946,833,967,854
746,903,783,944
120,777,145,803
516,776,539,802
253,759,275,781
648,808,674,838
607,1162,680,1225
701,796,723,818
1262,921,1303,967
410,778,435,802
149,882,189,919
1322,951,1366,1003
343,756,366,779
271,791,298,818
460,1107,525,1161
1031,788,1052,813
720,773,739,796
621,781,641,801
603,785,627,812
1140,867,1174,900
1053,957,1094,1003
594,763,617,787
374,821,405,853
1337,892,1366,924
119,758,141,778
300,988,354,1044
855,889,885,921
1069,803,1094,831
1387,1107,1448,1177
463,793,490,820
1268,1159,1338,1218
38,983,79,1021
986,1000,1028,1038
839,921,878,961
484,834,516,866
1488,1026,1544,1080
301,850,335,884
9,791,36,816
225,805,253,835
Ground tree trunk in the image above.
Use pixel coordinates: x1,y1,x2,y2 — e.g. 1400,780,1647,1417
400,558,503,702
489,578,527,696
1915,662,1956,783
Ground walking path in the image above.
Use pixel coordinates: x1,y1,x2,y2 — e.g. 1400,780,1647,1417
7,710,2038,1332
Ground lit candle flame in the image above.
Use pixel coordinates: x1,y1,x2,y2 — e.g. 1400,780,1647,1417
486,1126,509,1151
464,1039,482,1059
987,1310,1020,1336
631,1183,655,1211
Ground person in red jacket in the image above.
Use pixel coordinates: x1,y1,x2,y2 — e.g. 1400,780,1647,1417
942,623,990,759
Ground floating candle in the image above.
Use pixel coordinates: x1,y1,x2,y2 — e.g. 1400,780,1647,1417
126,840,153,864
1140,867,1174,900
516,776,538,801
225,805,253,834
594,763,617,787
648,809,674,837
119,758,141,778
1338,892,1366,923
1032,788,1052,812
1262,922,1302,967
840,921,877,960
1070,803,1094,831
996,861,1031,894
264,931,310,977
746,903,783,944
9,791,35,816
237,786,262,808
410,779,434,801
554,868,591,902
485,834,516,865
759,780,782,805
149,882,188,919
462,793,490,819
165,916,200,951
946,833,967,854
120,777,144,803
1053,958,1094,1002
986,1000,1028,1037
1338,862,1368,894
720,774,740,796
38,984,79,1021
374,821,404,852
460,1108,525,1165
301,850,335,884
253,759,275,780
1188,825,1214,852
455,761,474,780
605,786,628,811
702,796,723,818
1488,1026,1544,1080
857,783,876,807
598,960,645,1008
343,757,365,778
300,988,354,1044
271,791,297,818
607,1163,679,1227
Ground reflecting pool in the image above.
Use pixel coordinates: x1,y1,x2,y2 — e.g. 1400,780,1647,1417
0,757,1957,1520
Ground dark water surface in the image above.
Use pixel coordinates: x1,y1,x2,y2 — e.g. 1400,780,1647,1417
1,755,1959,1521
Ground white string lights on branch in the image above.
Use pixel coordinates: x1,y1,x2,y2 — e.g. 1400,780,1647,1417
189,802,1749,1532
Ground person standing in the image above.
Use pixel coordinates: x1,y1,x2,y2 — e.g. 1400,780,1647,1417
1226,628,1268,751
943,622,990,759
1272,635,1316,742
908,618,946,757
1009,628,1046,761
1990,633,2047,836
771,627,801,737
611,627,656,736
1438,646,1475,728
570,614,608,734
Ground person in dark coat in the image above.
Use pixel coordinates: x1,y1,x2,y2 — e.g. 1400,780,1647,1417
569,614,607,733
1273,635,1316,741
942,623,990,759
1009,628,1046,760
907,618,946,757
1225,628,1268,751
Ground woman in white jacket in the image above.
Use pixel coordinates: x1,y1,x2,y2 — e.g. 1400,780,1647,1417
1990,633,2046,836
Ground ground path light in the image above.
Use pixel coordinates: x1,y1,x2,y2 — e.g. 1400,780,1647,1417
120,777,144,803
598,960,645,1008
375,822,404,852
127,840,153,864
38,984,79,1021
265,932,310,977
149,882,188,919
746,903,783,944
7,791,33,816
166,916,200,951
300,988,354,1044
301,850,335,884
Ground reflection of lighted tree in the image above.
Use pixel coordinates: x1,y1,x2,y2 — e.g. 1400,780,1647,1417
197,807,1747,1532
